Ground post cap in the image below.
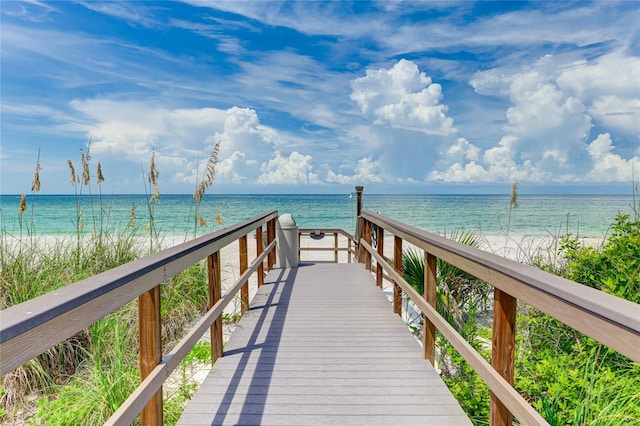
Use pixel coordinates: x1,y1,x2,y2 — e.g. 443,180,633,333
277,213,297,229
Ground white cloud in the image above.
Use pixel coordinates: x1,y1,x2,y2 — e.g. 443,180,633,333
589,96,640,135
65,99,303,186
557,52,640,100
586,133,640,182
444,138,481,162
325,156,384,185
351,59,455,135
431,66,596,183
258,151,318,185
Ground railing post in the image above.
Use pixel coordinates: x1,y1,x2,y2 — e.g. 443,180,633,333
138,285,162,426
208,251,223,362
363,220,372,270
376,226,384,288
240,235,249,314
298,231,302,263
355,186,364,262
491,289,517,426
256,227,264,288
423,252,437,364
267,218,276,270
334,232,339,263
393,236,403,316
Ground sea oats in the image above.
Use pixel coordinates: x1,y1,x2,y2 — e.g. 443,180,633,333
215,212,224,226
68,160,77,184
31,151,42,193
148,151,160,202
96,162,104,184
510,180,519,209
194,141,220,202
19,194,26,215
81,147,91,186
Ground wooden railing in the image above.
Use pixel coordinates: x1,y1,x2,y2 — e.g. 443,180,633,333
356,210,640,426
297,228,356,263
0,211,279,426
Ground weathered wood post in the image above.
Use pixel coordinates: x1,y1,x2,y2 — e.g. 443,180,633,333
208,251,223,362
423,252,437,364
240,235,249,314
393,236,403,316
267,218,276,270
376,226,384,288
256,227,264,288
355,186,364,262
491,289,517,426
138,285,162,425
363,220,372,270
334,232,339,262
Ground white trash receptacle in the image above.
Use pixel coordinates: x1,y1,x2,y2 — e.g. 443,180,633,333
276,214,299,268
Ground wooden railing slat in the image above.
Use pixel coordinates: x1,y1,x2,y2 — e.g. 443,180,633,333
491,289,517,426
423,252,437,365
256,227,264,288
376,226,384,288
208,251,223,363
239,235,249,314
138,285,162,426
393,236,402,316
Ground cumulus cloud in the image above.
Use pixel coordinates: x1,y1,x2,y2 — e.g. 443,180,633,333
258,151,319,185
431,67,596,183
325,156,384,184
350,59,455,135
556,51,640,137
463,51,639,185
586,133,640,182
66,99,318,187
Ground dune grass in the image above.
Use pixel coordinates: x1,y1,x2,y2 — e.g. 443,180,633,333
0,143,221,425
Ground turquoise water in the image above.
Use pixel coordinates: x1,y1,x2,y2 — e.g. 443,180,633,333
0,194,636,238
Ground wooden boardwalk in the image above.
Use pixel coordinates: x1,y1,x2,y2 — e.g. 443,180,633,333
177,263,471,425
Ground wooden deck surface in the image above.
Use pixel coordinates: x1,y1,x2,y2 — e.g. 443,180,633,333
177,263,471,425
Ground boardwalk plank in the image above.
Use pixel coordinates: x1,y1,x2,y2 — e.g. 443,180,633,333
177,263,471,425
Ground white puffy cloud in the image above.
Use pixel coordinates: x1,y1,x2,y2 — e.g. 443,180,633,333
589,96,640,135
350,59,455,135
68,99,225,160
557,52,640,100
66,99,307,187
586,133,640,182
431,68,594,183
444,138,481,162
325,156,384,184
258,151,319,184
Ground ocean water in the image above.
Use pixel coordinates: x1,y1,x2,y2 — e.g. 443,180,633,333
0,193,636,238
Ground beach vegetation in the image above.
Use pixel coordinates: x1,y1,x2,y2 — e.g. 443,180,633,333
0,148,218,425
411,214,640,424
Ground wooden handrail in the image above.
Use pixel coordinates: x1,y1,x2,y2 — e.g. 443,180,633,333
362,239,546,424
0,210,278,425
358,209,640,426
106,239,276,426
359,210,640,362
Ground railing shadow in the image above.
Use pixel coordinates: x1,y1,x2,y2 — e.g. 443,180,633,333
212,266,297,425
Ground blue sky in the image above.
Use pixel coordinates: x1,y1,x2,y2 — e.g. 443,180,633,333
1,1,639,195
